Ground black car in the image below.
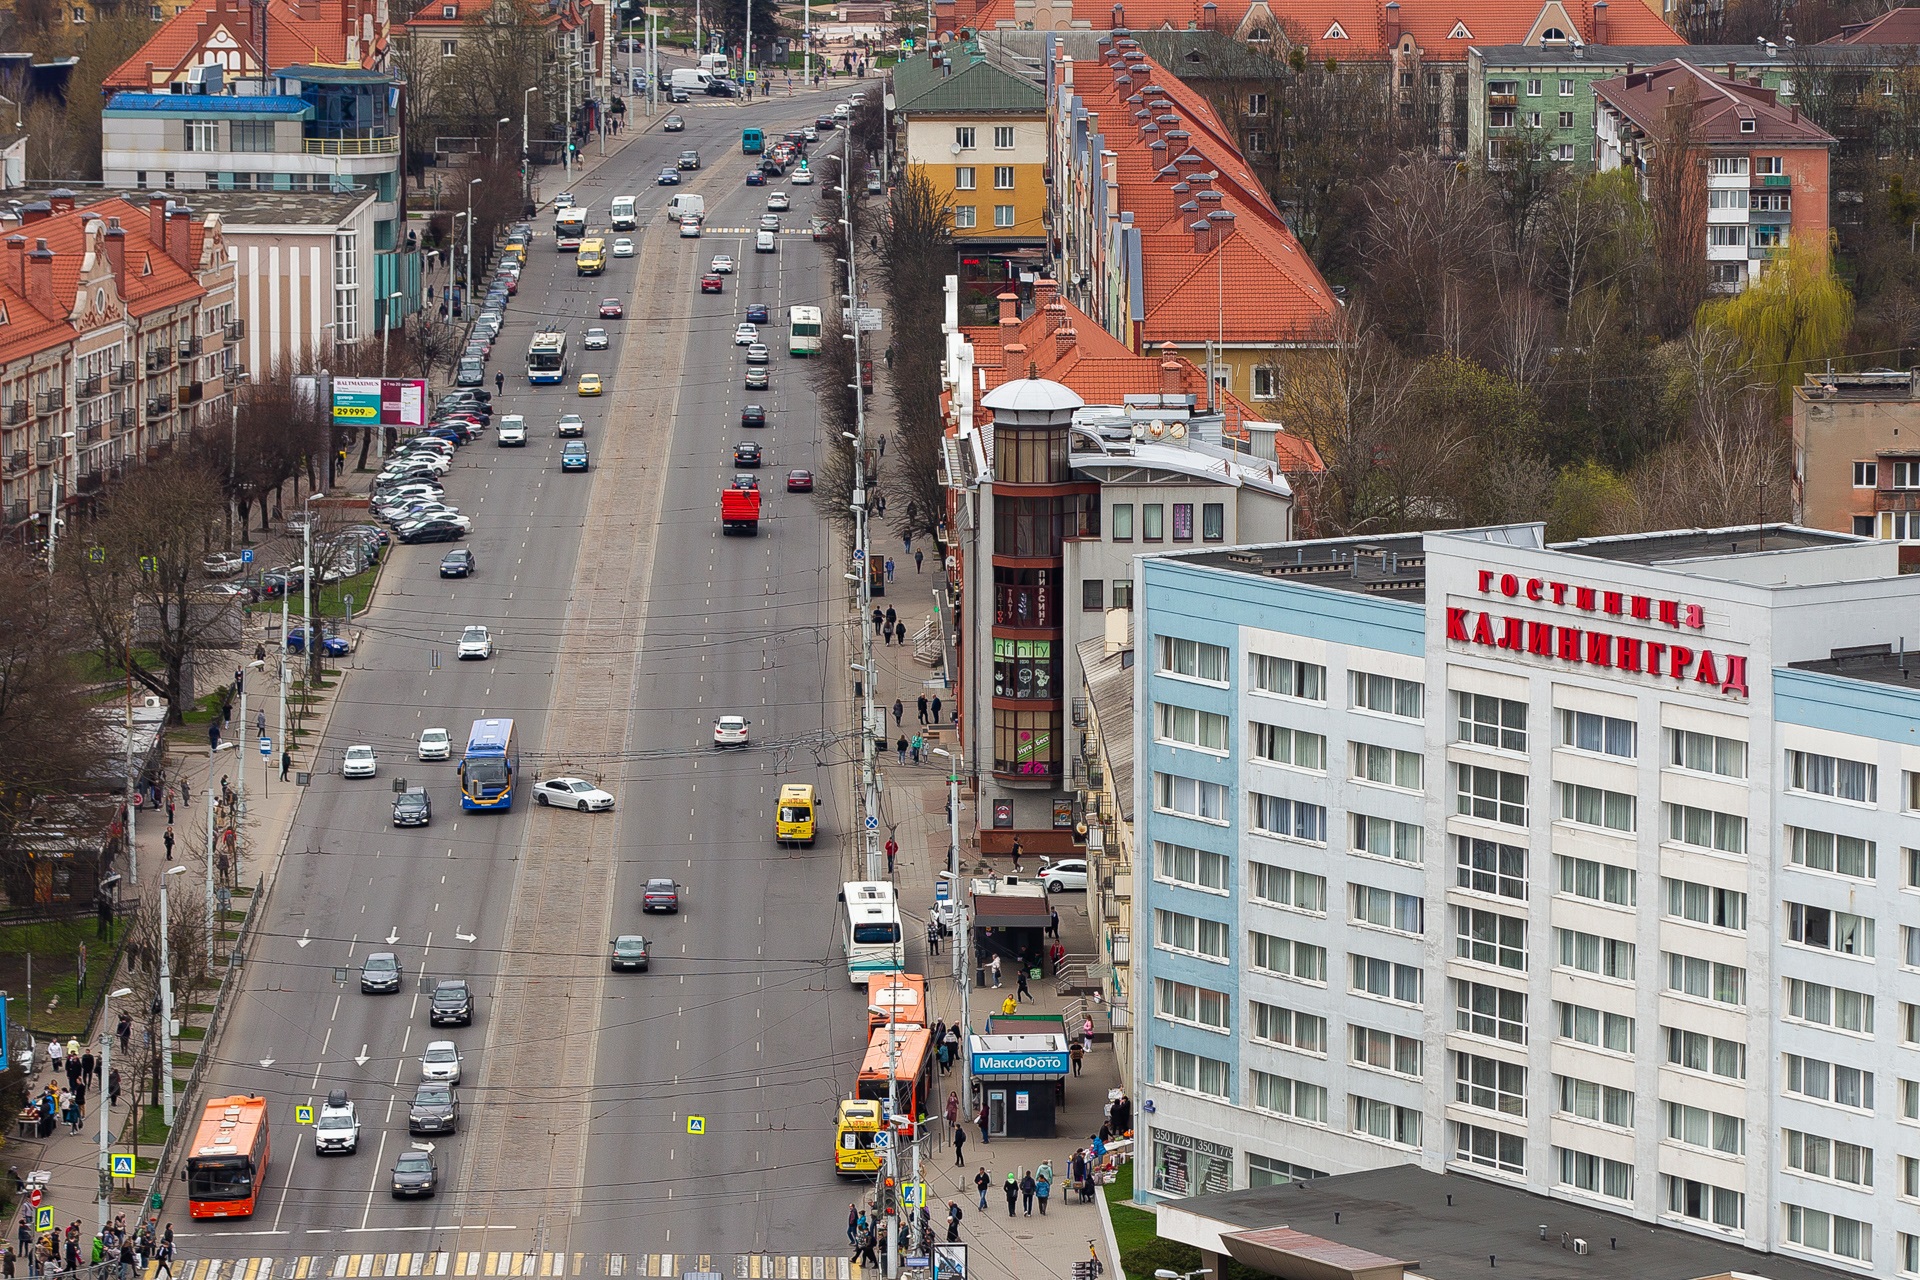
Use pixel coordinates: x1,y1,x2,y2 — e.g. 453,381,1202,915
745,303,770,324
390,1150,438,1198
741,405,767,428
392,789,430,827
398,520,466,545
815,115,837,130
439,548,476,577
610,935,651,972
407,1083,458,1134
678,149,701,170
359,952,401,993
733,441,762,467
643,878,680,913
429,978,474,1026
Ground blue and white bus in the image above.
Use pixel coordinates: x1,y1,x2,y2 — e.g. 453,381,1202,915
527,332,568,384
459,717,518,811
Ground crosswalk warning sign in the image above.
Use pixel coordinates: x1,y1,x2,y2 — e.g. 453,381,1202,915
686,1116,706,1135
111,1154,135,1179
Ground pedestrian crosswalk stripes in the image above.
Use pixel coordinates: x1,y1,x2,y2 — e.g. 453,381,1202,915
150,1256,850,1280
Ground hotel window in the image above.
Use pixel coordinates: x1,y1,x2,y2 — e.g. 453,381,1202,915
1786,1206,1873,1264
1786,1054,1873,1108
1351,1096,1421,1147
1154,703,1228,751
1667,728,1747,778
1788,827,1877,879
1666,804,1745,855
1351,954,1423,1004
1111,504,1133,540
1155,841,1230,892
1455,764,1526,826
1202,503,1224,540
1786,902,1874,956
1249,930,1326,982
1455,836,1525,899
1556,855,1635,907
1785,1131,1874,1188
1142,503,1164,540
1155,773,1228,822
1786,979,1874,1033
1787,750,1876,802
1558,783,1635,833
1251,654,1323,700
1555,927,1634,980
954,166,976,189
1351,742,1422,791
1664,1176,1743,1230
1249,1070,1326,1121
1250,1000,1325,1053
1351,1025,1422,1077
1557,1149,1632,1200
1665,1102,1744,1154
1154,1046,1229,1098
1251,792,1325,843
1663,953,1746,1006
1157,635,1228,682
1557,709,1634,758
1153,908,1229,960
1666,1026,1743,1078
993,125,1014,148
1556,1077,1634,1132
1354,813,1423,864
1350,671,1422,718
993,205,1015,228
1664,878,1747,930
992,166,1014,189
1351,886,1423,935
1457,907,1527,971
955,127,976,149
183,120,219,152
1248,861,1325,913
1456,981,1526,1044
1455,1053,1525,1116
1457,692,1526,752
1155,979,1229,1031
1172,503,1193,541
953,206,977,229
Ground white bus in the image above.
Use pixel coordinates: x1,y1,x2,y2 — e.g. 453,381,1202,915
526,331,568,384
554,209,587,250
609,196,637,230
789,305,823,357
840,881,903,985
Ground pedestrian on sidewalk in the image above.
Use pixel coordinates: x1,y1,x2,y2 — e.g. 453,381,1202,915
1019,1170,1036,1216
162,826,174,862
973,1167,991,1208
115,1015,130,1054
1003,1172,1019,1217
871,607,884,635
1069,1040,1085,1077
884,557,895,583
281,750,291,783
989,954,1002,987
1016,969,1033,1003
153,1235,172,1280
1000,993,1016,1016
884,836,898,874
1011,837,1024,872
178,777,189,808
164,796,174,825
928,919,941,956
895,621,908,646
915,549,924,574
903,533,912,555
1049,907,1060,939
978,1100,992,1144
846,1205,858,1247
896,735,908,764
951,1116,968,1166
910,735,922,765
932,695,943,722
916,695,929,724
946,1202,962,1242
80,1052,93,1089
1036,1167,1052,1215
892,699,904,727
107,1069,120,1108
884,606,897,634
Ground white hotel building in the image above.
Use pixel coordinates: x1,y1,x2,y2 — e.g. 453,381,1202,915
1132,523,1920,1276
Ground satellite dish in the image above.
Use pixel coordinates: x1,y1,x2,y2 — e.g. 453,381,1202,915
950,143,963,155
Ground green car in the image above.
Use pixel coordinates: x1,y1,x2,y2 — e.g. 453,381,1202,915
610,935,650,972
561,441,589,472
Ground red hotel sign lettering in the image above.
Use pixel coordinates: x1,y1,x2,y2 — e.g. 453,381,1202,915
1445,569,1750,699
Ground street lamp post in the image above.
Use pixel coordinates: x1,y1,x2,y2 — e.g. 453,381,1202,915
232,659,264,884
204,738,235,963
465,179,482,314
493,115,510,161
932,747,970,1105
157,864,187,1126
301,489,325,686
523,87,539,206
97,986,133,1230
46,429,75,574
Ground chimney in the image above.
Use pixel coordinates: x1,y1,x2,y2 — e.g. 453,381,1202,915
1385,0,1400,44
1593,0,1607,43
1727,61,1736,78
18,202,51,225
102,216,127,288
1035,276,1058,308
149,192,168,246
1042,300,1067,335
6,235,25,294
1160,351,1184,397
1190,218,1215,254
1055,325,1077,357
167,206,194,270
997,290,1019,324
25,239,56,317
1005,342,1029,366
47,188,75,214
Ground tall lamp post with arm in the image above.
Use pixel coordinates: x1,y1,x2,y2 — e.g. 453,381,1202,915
464,178,482,313
157,864,187,1125
97,986,133,1231
522,87,539,207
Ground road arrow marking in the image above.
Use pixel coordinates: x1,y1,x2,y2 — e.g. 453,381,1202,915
455,929,476,943
355,1045,370,1066
386,928,400,945
259,1057,275,1068
296,930,311,948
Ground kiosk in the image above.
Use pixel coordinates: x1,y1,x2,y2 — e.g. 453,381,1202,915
969,1033,1070,1139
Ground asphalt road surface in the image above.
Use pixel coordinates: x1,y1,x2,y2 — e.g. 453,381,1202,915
182,91,874,1264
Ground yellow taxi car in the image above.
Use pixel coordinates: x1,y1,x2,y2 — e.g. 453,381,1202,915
577,373,603,397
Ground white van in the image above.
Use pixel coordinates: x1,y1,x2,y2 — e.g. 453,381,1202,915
609,195,637,230
756,229,777,253
665,193,706,224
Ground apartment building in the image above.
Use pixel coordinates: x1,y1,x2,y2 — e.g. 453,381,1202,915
1593,60,1834,292
0,191,238,534
1789,369,1920,543
1134,523,1920,1275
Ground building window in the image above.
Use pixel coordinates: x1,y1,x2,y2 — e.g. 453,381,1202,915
1142,503,1164,540
1786,1206,1873,1264
1788,826,1877,879
1081,579,1103,611
1202,503,1224,541
1111,503,1133,540
1555,855,1634,907
1894,459,1920,489
1247,92,1269,115
1525,78,1542,96
1457,692,1526,751
1351,1025,1422,1077
993,125,1014,149
1557,110,1574,128
1248,1154,1326,1186
1351,885,1423,935
1558,783,1634,833
229,120,274,152
991,638,1055,700
1525,112,1541,128
953,206,977,229
1557,1076,1634,1129
955,127,976,149
1456,981,1526,1044
1251,366,1276,399
1555,143,1575,161
1245,130,1267,153
1710,156,1750,175
1154,1046,1229,1098
1665,803,1745,855
1757,154,1785,175
1786,1053,1873,1107
1351,742,1422,791
1556,1002,1632,1053
1155,840,1229,892
993,166,1014,190
1664,1176,1744,1231
1664,878,1747,930
1350,671,1422,718
1709,188,1750,210
1663,952,1746,1006
1557,708,1634,757
1251,722,1325,770
332,230,359,341
1250,1001,1326,1053
1667,728,1747,778
1554,927,1634,980
1150,1131,1232,1196
1171,503,1193,541
1451,1125,1524,1176
1154,773,1229,823
184,120,218,152
1854,459,1880,488
1709,225,1747,248
1351,1096,1421,1147
1787,749,1877,802
1249,1070,1327,1121
954,166,976,190
1250,792,1325,843
1883,511,1920,539
441,38,457,56
1456,764,1526,826
1354,813,1423,864
1249,930,1325,982
1251,654,1323,700
1153,908,1229,960
1665,1102,1743,1155
1154,979,1230,1032
1111,579,1133,610
1556,1149,1632,1200
1785,1131,1874,1188
1457,906,1526,970
1559,77,1575,95
1455,836,1525,899
1667,1026,1743,1078
1786,902,1875,956
1154,702,1228,751
1157,635,1228,682
1785,978,1874,1034
1350,953,1422,1004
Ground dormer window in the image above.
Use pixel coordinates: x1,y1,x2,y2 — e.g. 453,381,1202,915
441,4,456,16
1539,25,1566,40
1740,118,1756,133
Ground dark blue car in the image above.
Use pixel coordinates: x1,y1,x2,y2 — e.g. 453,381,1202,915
285,626,349,657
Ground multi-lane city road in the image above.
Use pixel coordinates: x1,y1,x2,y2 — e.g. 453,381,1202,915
185,91,873,1266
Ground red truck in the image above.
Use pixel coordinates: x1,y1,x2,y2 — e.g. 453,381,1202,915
721,486,762,535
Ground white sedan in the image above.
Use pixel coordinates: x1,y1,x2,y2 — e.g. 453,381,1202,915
612,237,635,257
420,1041,462,1083
766,192,790,211
534,777,615,811
733,323,759,346
418,727,451,761
1040,858,1088,893
342,745,377,778
457,625,493,660
710,255,736,274
713,715,750,747
679,218,701,238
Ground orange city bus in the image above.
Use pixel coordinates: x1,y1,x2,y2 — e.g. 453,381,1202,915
186,1095,270,1219
866,972,927,1033
856,1025,935,1138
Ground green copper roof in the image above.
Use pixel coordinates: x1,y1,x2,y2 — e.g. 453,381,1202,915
891,48,1044,116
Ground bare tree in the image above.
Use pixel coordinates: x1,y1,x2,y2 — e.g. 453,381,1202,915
876,165,953,544
1359,159,1503,357
1643,77,1710,339
1632,327,1790,528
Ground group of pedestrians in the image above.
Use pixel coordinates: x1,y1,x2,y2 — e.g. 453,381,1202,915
870,606,908,648
7,1214,168,1279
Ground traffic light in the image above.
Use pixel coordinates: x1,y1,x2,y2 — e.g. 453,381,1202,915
880,1177,898,1216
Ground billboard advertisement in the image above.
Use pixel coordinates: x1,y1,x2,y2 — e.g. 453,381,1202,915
331,378,426,428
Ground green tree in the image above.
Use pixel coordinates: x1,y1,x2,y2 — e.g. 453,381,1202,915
1547,460,1635,541
1697,241,1854,406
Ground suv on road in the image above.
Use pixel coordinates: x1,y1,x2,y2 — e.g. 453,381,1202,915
314,1091,359,1154
392,788,431,828
408,1083,459,1134
429,978,474,1026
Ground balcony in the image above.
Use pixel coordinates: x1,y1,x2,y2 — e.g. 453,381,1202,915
75,375,103,400
1488,92,1518,107
144,350,172,373
35,440,55,463
4,401,28,426
35,388,64,414
225,318,246,342
77,466,104,494
111,361,135,386
1755,173,1790,188
177,336,202,360
35,487,51,512
4,450,28,477
117,408,136,433
6,501,26,526
81,424,102,446
145,394,172,420
302,135,399,156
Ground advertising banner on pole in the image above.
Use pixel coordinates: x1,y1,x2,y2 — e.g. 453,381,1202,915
331,378,426,428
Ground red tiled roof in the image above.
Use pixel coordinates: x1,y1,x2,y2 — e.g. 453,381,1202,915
1593,59,1837,145
404,0,585,30
106,0,387,91
0,280,77,365
1821,6,1920,44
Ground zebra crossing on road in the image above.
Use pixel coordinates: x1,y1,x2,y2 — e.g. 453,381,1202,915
150,1254,852,1280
